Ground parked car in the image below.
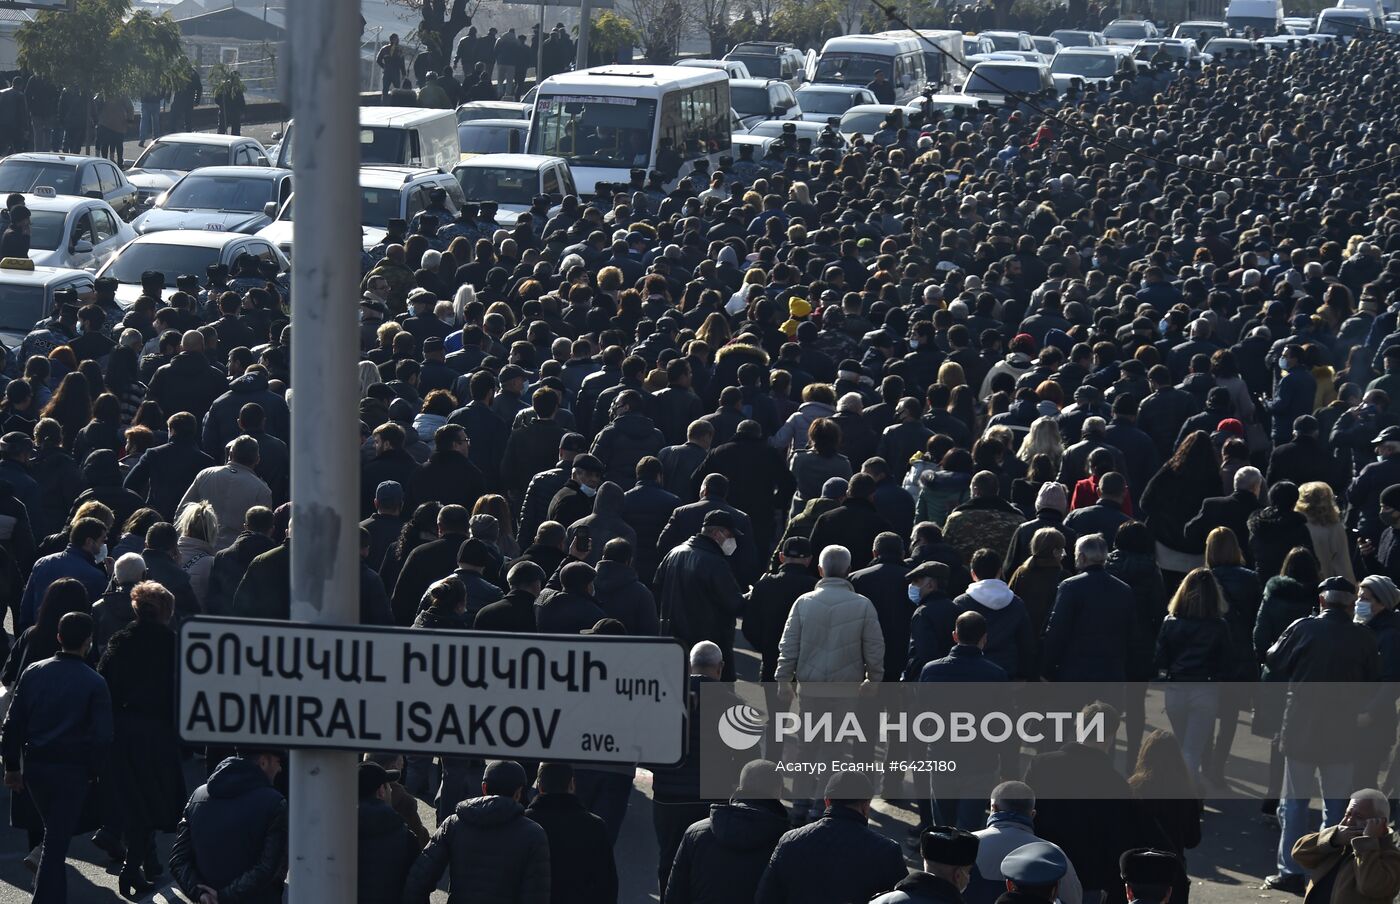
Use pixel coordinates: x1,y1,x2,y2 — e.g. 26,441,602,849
0,153,140,219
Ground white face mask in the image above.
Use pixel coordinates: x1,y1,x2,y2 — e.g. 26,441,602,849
579,483,597,497
95,543,107,561
1356,600,1374,623
720,537,737,556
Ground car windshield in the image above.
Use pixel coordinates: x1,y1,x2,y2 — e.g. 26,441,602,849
455,167,536,206
966,66,1043,93
1052,53,1121,76
730,55,778,78
360,126,411,164
458,105,524,122
840,109,889,135
0,284,47,332
1318,15,1365,34
26,211,68,252
1053,31,1096,45
796,89,862,113
1176,24,1226,40
133,141,230,171
1227,16,1279,31
1103,21,1148,37
458,123,523,154
1203,38,1249,51
0,161,78,195
814,53,892,84
527,95,658,169
984,34,1023,51
277,186,403,228
163,174,276,212
103,243,221,285
1134,42,1187,58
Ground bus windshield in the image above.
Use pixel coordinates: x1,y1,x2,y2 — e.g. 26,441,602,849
528,95,659,169
815,53,892,84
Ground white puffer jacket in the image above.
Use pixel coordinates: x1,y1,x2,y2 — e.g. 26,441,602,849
774,577,886,684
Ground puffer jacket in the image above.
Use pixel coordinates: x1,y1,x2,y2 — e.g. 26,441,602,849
770,400,837,453
953,579,1035,680
1155,614,1233,680
201,370,290,455
148,350,228,421
666,800,790,904
774,576,885,683
1248,506,1316,581
590,411,664,485
979,351,1034,399
68,449,144,530
402,795,550,904
564,481,636,566
1254,575,1317,663
755,806,907,904
169,756,287,904
916,469,971,525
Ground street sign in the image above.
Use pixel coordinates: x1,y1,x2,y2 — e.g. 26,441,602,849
178,616,689,765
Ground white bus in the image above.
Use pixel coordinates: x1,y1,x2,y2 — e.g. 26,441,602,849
526,65,731,197
812,35,928,104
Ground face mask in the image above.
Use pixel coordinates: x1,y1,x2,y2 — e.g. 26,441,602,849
96,543,107,561
579,483,597,497
907,585,923,604
908,339,920,349
720,537,737,556
1356,600,1374,623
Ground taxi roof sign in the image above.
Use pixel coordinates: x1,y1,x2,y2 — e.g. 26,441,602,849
31,187,57,199
0,258,35,271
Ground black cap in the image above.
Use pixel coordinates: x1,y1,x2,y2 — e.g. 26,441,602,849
1120,849,1181,886
457,538,495,567
906,561,950,584
358,761,400,798
580,617,626,635
1382,484,1400,509
702,509,742,535
920,826,980,867
560,432,587,452
0,432,34,454
1319,575,1357,596
572,453,603,474
780,536,812,558
1373,425,1400,445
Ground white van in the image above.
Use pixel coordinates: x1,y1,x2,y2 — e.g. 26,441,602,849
274,107,459,172
1317,6,1379,37
1337,0,1385,21
1224,0,1285,34
813,35,928,104
873,29,966,90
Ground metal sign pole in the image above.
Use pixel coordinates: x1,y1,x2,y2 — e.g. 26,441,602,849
537,2,547,87
576,0,592,68
285,0,360,895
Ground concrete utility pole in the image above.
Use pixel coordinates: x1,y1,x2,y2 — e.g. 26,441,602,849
285,0,360,897
576,0,592,69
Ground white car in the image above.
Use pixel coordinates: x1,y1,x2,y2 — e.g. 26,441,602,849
961,60,1054,104
838,103,921,141
962,35,996,57
675,58,752,79
0,259,96,349
1132,37,1207,65
794,85,878,123
258,165,465,255
730,78,802,130
1030,35,1064,56
1049,29,1107,46
1050,46,1133,92
1102,18,1163,44
20,189,136,271
1172,20,1230,42
1201,36,1258,56
452,154,575,228
979,30,1036,52
96,230,288,307
458,119,529,158
730,133,778,160
455,101,532,123
131,166,293,235
746,119,847,150
124,133,271,204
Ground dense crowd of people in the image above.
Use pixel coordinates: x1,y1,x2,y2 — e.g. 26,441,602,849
5,14,1400,904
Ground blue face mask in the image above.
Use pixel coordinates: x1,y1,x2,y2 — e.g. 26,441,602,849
1356,600,1373,623
907,585,923,604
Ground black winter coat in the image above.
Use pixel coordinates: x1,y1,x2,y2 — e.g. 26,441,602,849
656,499,759,587
1247,507,1314,580
535,587,606,634
97,619,186,832
204,530,276,616
1211,564,1262,680
202,371,289,455
1154,614,1232,680
524,793,617,904
361,448,420,519
666,800,788,904
1140,467,1219,555
1064,498,1132,548
409,450,485,511
402,795,550,904
27,448,80,541
356,797,419,904
123,438,217,520
743,563,817,682
472,589,539,633
148,351,227,421
1041,566,1136,682
655,534,746,667
389,532,468,625
448,401,510,492
620,479,679,583
809,497,891,572
696,434,797,529
1253,575,1316,663
519,464,568,545
591,412,664,485
592,559,657,634
905,593,958,680
1023,743,1139,893
1105,550,1167,681
755,805,907,904
170,757,288,904
502,419,567,500
1267,608,1381,763
1184,491,1260,559
851,555,916,682
564,481,635,566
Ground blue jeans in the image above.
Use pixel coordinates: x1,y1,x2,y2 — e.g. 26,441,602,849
1277,758,1351,876
1164,683,1219,780
139,105,160,141
25,762,90,904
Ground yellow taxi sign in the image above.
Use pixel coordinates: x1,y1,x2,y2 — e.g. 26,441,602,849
0,258,35,271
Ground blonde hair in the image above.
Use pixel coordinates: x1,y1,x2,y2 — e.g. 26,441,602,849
1018,416,1064,467
73,500,115,530
937,361,966,389
1204,526,1244,568
1297,481,1341,526
376,320,402,344
1169,567,1225,617
176,501,220,545
741,268,767,287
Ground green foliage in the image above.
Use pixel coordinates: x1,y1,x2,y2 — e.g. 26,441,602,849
17,0,191,96
590,9,640,57
208,63,246,104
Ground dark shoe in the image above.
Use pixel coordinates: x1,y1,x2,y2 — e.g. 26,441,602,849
23,846,39,873
119,868,155,900
143,852,163,881
1262,874,1305,894
90,829,125,864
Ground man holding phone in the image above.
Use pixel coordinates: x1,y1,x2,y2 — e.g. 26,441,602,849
1289,789,1400,902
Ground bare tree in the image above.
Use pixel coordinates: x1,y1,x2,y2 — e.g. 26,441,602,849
386,0,490,68
618,0,685,62
688,0,733,56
